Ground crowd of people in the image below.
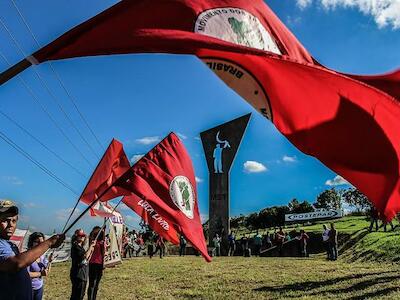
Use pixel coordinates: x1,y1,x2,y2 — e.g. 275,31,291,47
1,198,391,300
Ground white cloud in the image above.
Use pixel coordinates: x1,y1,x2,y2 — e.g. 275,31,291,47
297,0,400,29
282,155,297,163
177,133,187,140
130,154,144,164
200,214,209,223
243,161,267,173
195,176,203,183
194,136,201,141
23,202,37,208
135,136,160,145
325,175,349,186
2,176,23,185
297,0,313,9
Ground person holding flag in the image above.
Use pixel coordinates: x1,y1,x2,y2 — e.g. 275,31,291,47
63,133,211,262
6,0,400,222
0,200,64,300
88,226,105,300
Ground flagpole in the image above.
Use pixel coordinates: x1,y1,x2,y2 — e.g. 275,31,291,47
61,139,115,232
0,57,32,86
63,133,173,235
92,198,124,242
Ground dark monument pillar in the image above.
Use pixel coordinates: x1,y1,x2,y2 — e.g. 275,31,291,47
200,113,250,255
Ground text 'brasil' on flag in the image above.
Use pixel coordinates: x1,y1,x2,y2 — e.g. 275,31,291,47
4,0,400,220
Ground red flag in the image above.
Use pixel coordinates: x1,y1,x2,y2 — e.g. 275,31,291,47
114,133,211,261
81,139,131,205
122,194,180,245
18,0,400,219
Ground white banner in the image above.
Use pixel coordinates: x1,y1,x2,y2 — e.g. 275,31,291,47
285,209,343,222
104,221,122,268
10,229,28,251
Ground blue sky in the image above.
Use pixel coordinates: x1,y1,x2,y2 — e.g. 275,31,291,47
0,0,399,234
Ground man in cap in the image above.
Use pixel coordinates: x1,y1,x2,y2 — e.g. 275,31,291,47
0,199,65,299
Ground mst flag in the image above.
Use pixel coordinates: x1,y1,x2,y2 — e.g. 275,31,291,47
81,139,131,205
1,0,399,219
115,133,211,261
122,194,180,245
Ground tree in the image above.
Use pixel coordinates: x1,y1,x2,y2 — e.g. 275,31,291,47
342,188,371,212
297,201,315,213
288,198,300,213
314,188,342,210
288,198,314,214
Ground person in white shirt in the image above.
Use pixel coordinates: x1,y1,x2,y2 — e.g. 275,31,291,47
322,224,330,260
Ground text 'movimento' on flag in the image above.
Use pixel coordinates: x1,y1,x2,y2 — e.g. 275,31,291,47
12,0,400,219
115,132,211,262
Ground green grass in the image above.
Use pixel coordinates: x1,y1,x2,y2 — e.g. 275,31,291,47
44,256,400,299
237,216,371,237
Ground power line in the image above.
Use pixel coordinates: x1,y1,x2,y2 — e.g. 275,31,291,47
0,51,94,168
10,0,105,152
0,129,79,196
0,109,87,178
0,16,101,161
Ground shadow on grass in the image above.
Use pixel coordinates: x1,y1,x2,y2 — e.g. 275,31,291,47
306,274,400,296
253,270,398,293
339,229,369,254
348,286,400,300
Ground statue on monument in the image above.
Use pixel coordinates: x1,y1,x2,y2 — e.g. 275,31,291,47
213,131,231,173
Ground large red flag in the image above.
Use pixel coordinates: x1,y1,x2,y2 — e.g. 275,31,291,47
80,139,131,205
114,133,211,261
122,194,180,245
3,0,400,219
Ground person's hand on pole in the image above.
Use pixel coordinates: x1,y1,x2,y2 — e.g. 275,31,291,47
47,234,65,249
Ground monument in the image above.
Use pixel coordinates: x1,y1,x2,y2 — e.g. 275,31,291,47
200,113,251,255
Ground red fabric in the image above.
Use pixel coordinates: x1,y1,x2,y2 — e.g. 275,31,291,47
344,69,400,100
30,0,400,219
122,194,180,245
89,240,104,264
80,139,131,205
195,49,400,220
33,0,313,64
115,133,211,261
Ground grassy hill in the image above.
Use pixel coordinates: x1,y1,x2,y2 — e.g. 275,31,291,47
238,216,400,262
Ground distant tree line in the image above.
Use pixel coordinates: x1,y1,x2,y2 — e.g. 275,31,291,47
230,187,371,230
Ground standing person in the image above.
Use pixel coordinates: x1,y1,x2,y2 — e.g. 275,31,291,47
212,234,221,257
70,229,95,300
253,231,262,256
154,235,165,259
276,227,285,256
369,206,379,232
322,225,330,260
88,226,105,300
0,200,64,300
265,232,272,249
241,235,248,256
328,223,338,261
27,232,53,300
299,230,310,257
135,234,144,257
227,231,236,256
179,234,187,256
148,236,154,259
122,228,129,258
